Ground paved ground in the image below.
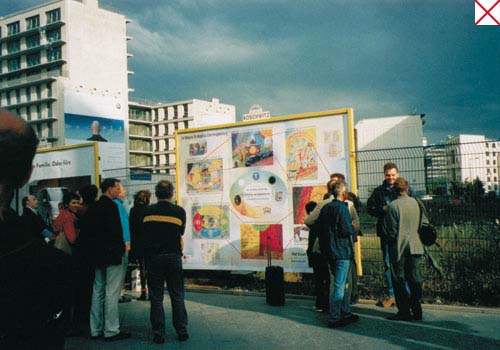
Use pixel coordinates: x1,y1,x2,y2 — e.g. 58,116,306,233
66,290,500,350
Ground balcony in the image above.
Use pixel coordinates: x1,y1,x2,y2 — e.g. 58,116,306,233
0,71,57,91
0,58,66,79
0,40,65,61
130,149,153,155
26,116,58,125
3,96,57,109
153,134,174,140
129,133,152,140
154,149,176,155
0,20,65,44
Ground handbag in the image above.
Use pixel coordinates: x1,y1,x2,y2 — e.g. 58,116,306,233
416,199,438,246
54,230,72,255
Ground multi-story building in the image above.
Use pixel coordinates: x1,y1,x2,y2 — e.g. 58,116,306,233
0,0,130,173
445,135,500,194
128,98,235,174
423,143,448,194
355,114,426,201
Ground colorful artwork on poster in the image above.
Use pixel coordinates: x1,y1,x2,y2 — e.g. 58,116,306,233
229,170,287,219
292,185,328,224
240,224,283,260
286,128,318,181
293,226,309,246
186,159,223,192
201,242,220,264
189,140,207,156
192,205,229,239
231,129,274,168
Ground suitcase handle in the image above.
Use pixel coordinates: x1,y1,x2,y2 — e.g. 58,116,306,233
267,235,271,267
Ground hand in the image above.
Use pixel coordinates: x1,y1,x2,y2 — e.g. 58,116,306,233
383,205,387,212
125,242,131,251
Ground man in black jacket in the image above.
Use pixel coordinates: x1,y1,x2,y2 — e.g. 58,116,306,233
21,195,52,241
143,180,188,344
367,162,412,308
0,111,71,350
87,178,131,341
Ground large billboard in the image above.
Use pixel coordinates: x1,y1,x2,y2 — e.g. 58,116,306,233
64,90,126,177
16,143,99,220
176,108,356,272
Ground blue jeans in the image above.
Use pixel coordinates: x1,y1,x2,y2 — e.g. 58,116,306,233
147,254,188,336
380,236,395,298
90,255,126,337
328,259,352,323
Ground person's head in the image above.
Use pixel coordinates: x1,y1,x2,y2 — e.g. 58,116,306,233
63,192,81,213
134,190,152,206
331,181,348,201
330,173,346,183
101,178,121,199
22,195,38,209
155,180,174,201
383,162,399,187
305,201,317,215
117,182,126,200
393,177,409,196
91,120,100,135
0,111,39,190
79,184,98,205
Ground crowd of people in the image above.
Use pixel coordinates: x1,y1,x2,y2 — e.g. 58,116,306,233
0,111,428,348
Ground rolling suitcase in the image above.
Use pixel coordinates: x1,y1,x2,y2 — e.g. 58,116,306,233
265,237,285,306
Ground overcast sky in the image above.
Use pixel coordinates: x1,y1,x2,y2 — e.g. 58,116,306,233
2,0,499,143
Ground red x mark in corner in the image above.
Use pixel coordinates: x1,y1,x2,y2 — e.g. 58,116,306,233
476,0,500,25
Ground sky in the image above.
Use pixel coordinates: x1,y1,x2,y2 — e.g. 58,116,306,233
2,0,499,143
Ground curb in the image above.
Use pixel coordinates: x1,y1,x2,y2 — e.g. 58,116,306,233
184,286,500,315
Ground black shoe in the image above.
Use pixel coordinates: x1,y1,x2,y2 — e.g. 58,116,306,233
387,313,412,321
344,313,359,324
104,332,131,342
153,334,165,344
178,333,189,341
412,313,423,321
119,296,132,303
138,292,148,301
328,320,347,328
90,334,103,340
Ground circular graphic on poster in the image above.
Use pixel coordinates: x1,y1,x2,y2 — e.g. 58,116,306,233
192,205,229,239
229,170,287,219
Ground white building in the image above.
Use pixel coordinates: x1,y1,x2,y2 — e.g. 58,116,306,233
0,0,130,173
445,134,500,194
355,114,426,201
128,98,235,174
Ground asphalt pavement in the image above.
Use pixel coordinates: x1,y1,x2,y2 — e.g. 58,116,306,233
66,290,500,350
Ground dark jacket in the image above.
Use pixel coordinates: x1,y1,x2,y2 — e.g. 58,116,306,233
129,203,149,259
81,195,124,267
0,208,71,349
317,199,355,261
367,180,413,237
143,200,186,257
21,207,49,240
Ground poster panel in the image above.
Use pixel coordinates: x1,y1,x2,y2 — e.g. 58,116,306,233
17,143,99,220
176,109,355,272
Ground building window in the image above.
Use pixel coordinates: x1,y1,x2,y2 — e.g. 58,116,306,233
26,34,40,48
26,106,31,121
47,102,53,118
27,53,41,67
15,89,20,104
36,86,41,99
46,9,61,24
7,58,20,72
47,83,52,97
47,47,61,61
26,15,40,30
487,177,491,182
7,21,20,36
46,29,61,43
7,40,20,54
6,91,11,105
486,152,490,156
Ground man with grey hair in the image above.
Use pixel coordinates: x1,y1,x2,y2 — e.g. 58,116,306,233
317,181,359,328
142,180,188,344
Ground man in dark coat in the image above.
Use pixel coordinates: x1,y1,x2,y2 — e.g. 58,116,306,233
86,178,130,341
21,194,52,241
0,111,71,350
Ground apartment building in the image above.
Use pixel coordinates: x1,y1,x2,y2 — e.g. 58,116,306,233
0,0,130,172
129,98,235,174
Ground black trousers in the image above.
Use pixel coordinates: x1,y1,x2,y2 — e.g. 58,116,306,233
146,254,188,336
390,249,422,317
310,253,330,310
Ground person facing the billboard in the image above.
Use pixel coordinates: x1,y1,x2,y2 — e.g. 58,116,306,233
0,110,71,350
87,120,108,142
21,194,52,242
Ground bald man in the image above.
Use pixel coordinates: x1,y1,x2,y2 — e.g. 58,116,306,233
0,111,70,350
87,120,108,142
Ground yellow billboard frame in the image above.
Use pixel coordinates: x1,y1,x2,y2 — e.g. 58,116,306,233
174,108,361,275
35,142,100,189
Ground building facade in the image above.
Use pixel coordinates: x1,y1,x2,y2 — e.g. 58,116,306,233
0,0,130,174
129,98,235,174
